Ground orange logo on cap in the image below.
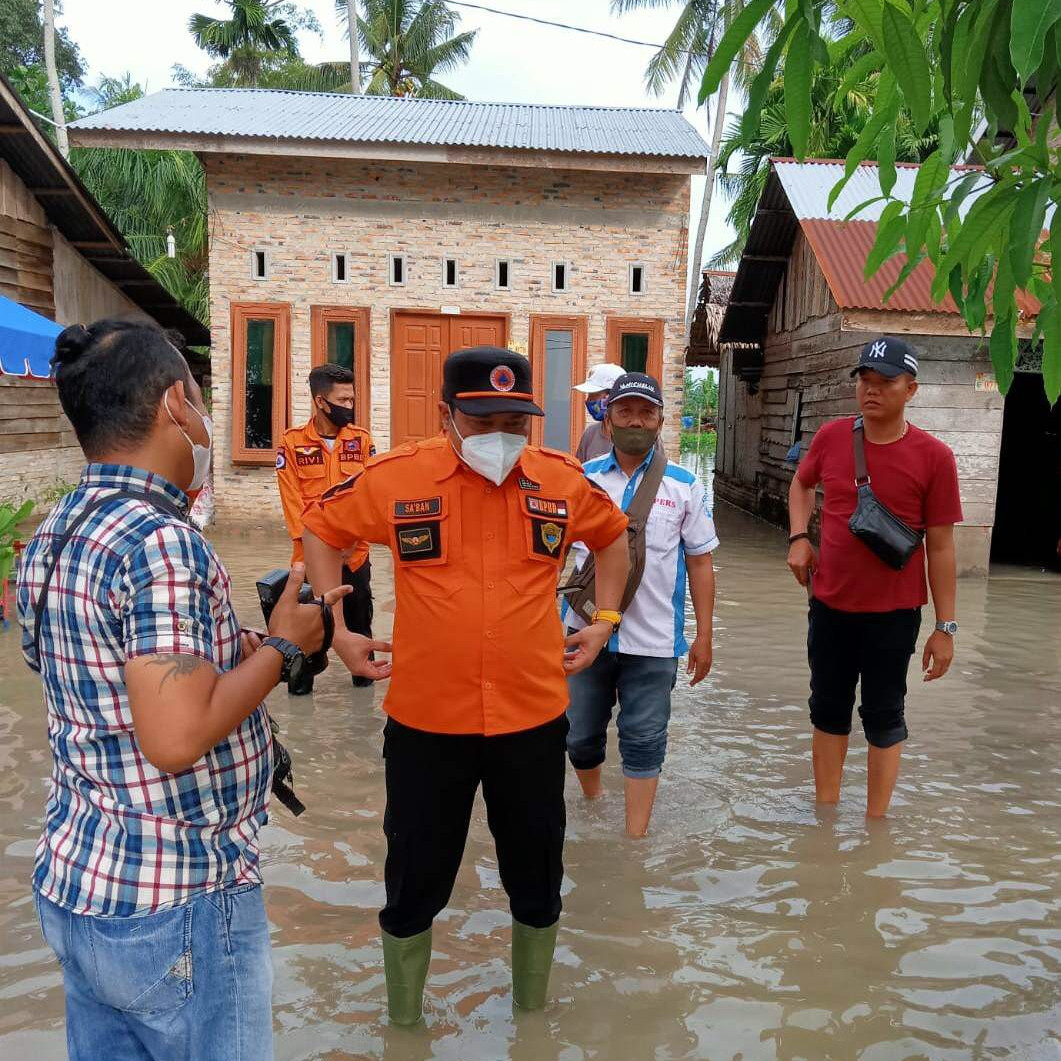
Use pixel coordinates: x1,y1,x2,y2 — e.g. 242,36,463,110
490,365,516,392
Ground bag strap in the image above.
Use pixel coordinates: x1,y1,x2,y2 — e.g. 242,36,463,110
852,416,871,487
32,488,186,665
623,445,668,527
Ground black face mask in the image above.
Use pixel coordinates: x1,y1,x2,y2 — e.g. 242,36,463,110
320,399,355,429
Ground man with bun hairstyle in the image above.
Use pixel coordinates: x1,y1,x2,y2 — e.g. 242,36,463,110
302,346,630,1024
17,319,382,1060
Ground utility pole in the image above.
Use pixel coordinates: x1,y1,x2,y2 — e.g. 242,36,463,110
347,0,361,93
42,0,69,157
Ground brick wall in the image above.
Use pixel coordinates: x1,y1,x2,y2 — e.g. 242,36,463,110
205,154,691,523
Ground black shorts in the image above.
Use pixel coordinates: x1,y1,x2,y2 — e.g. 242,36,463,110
807,598,922,748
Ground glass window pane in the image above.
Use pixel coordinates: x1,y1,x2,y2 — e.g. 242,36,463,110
244,318,275,450
543,329,573,451
327,321,355,371
620,332,649,374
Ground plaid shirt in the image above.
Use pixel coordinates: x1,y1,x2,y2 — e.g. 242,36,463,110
16,464,272,917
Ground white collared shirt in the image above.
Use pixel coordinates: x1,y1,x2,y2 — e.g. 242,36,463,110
563,447,719,657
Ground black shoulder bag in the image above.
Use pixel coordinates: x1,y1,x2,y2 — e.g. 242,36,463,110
31,489,306,816
847,417,924,571
558,445,667,621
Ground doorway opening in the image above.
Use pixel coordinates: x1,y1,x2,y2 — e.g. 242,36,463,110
991,371,1061,570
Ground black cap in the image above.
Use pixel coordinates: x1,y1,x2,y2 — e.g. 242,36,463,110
443,346,543,416
851,336,919,378
608,372,664,408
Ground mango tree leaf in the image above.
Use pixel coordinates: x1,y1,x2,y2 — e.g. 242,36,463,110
939,182,1019,277
841,0,886,52
878,120,897,197
699,0,778,103
1008,179,1051,287
881,0,932,134
1010,0,1061,83
989,311,1016,394
1043,312,1061,405
834,50,883,106
829,73,898,210
954,0,1000,144
865,201,907,277
981,28,1020,132
740,16,798,140
882,252,927,304
785,19,813,158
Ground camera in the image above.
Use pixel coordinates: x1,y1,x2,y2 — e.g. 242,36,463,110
255,568,334,677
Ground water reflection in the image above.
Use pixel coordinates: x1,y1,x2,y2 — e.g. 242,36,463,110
0,450,1058,1060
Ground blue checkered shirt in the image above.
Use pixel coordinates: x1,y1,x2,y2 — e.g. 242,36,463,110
16,464,272,917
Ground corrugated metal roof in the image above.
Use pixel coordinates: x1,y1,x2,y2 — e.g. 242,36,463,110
772,158,992,221
70,89,711,160
802,218,1040,318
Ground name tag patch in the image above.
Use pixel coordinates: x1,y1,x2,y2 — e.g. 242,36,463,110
294,445,324,467
518,477,541,491
525,496,568,519
394,497,442,518
531,517,566,557
396,522,442,561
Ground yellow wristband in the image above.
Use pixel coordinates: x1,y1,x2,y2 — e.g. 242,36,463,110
591,609,622,628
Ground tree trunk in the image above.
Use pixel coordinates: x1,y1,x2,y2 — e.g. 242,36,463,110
347,0,361,93
685,70,729,338
42,0,69,157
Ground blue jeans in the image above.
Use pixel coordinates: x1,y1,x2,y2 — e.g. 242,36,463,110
566,649,679,779
35,884,273,1061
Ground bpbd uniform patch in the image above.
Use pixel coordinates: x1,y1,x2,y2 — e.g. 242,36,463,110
295,445,324,467
340,438,364,462
531,518,565,556
394,497,442,518
396,523,442,560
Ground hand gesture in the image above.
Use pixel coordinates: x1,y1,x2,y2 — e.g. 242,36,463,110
686,633,713,686
267,562,351,655
564,621,612,675
333,629,393,681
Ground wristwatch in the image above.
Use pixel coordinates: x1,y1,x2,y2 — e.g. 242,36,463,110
591,609,622,630
934,620,958,636
262,636,307,684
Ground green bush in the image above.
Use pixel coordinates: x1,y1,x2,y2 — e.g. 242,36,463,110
0,499,34,586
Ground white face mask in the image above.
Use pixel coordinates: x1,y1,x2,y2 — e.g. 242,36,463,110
450,417,527,486
165,392,213,492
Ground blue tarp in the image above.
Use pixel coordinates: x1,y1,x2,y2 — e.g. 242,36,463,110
0,294,62,378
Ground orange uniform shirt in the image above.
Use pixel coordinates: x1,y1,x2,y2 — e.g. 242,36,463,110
276,418,375,568
302,437,628,736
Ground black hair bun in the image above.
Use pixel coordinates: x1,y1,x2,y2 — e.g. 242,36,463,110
53,323,93,367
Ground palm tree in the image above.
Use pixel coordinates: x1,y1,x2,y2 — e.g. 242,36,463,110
71,77,209,322
346,1,361,92
189,0,300,87
611,1,771,339
336,0,477,99
710,54,940,267
42,0,69,156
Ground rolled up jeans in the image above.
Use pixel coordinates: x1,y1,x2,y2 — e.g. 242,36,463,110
35,883,273,1061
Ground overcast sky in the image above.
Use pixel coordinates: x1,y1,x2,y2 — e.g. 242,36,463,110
58,0,737,264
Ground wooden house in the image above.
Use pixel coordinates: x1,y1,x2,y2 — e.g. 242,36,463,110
0,75,207,507
713,159,1055,576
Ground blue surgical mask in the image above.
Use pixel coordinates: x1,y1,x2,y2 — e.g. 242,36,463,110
586,398,607,422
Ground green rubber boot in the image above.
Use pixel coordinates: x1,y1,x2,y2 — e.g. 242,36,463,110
382,927,432,1026
511,919,558,1010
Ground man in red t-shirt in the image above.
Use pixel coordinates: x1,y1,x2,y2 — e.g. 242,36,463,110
787,336,963,817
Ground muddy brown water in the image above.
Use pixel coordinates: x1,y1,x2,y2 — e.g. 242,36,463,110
1,455,1059,1060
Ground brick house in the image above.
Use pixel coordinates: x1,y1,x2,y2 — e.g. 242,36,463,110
70,90,709,522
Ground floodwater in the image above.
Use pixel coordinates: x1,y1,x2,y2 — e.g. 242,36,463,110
1,452,1059,1061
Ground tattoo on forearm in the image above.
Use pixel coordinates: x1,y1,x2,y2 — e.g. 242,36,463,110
145,653,209,690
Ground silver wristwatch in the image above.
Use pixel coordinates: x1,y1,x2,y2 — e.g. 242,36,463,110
935,620,958,636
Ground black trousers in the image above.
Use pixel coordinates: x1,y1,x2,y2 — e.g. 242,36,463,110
288,560,373,694
379,714,568,939
807,597,921,748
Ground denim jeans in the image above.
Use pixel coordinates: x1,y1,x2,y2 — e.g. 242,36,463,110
566,648,679,778
35,884,273,1061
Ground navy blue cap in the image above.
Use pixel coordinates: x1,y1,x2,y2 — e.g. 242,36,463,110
851,336,919,378
608,372,664,407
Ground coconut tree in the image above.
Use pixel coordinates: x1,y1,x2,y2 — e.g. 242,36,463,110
189,0,301,87
346,1,361,92
41,0,68,156
611,0,773,339
336,0,477,99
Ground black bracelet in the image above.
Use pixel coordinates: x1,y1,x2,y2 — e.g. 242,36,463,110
788,532,811,544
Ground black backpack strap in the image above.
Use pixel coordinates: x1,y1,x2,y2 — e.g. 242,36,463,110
852,416,870,487
32,489,187,666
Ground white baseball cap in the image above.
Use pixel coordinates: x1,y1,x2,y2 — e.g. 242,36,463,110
573,363,626,394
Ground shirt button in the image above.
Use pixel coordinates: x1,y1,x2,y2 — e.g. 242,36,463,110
177,619,190,633
485,486,493,494
484,681,493,690
486,630,495,639
485,532,495,540
487,581,495,590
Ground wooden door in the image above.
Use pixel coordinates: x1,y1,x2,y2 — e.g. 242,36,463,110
391,313,508,445
529,315,588,451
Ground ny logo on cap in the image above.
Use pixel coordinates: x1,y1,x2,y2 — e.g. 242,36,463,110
869,340,888,359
